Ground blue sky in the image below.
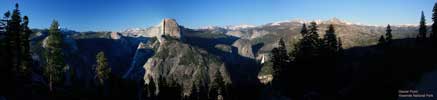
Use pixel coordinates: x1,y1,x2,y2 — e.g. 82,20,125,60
0,0,434,32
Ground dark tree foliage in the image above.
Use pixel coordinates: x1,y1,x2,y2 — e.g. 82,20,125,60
19,16,32,74
144,76,157,100
0,4,33,99
156,77,183,100
209,70,226,100
418,11,427,41
378,35,386,47
271,38,288,78
0,10,11,97
300,23,308,36
270,38,291,98
285,22,325,99
385,24,393,45
6,4,23,69
188,82,199,100
432,2,437,46
198,82,209,100
323,24,339,56
269,22,344,99
292,22,323,62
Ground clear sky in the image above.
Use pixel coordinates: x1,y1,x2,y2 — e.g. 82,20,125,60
0,0,434,32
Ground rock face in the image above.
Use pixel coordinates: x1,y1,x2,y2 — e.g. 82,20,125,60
121,18,183,43
232,39,254,59
143,38,230,94
110,32,122,40
123,42,154,80
161,18,182,39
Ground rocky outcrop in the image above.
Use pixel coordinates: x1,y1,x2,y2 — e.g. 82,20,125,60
161,18,182,39
123,42,154,80
122,18,183,43
232,39,254,59
143,38,230,95
110,32,122,40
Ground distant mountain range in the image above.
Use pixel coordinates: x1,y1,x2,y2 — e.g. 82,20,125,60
29,17,422,94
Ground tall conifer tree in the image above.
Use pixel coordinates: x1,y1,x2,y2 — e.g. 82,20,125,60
44,20,65,92
96,51,111,85
418,11,427,41
385,24,393,45
431,2,437,45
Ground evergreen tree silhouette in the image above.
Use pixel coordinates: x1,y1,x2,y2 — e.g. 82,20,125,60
378,35,386,47
323,24,339,56
6,4,22,69
385,24,393,45
432,2,437,46
300,23,308,36
418,11,427,41
0,4,33,98
292,22,322,63
271,38,289,85
287,22,324,99
19,15,32,75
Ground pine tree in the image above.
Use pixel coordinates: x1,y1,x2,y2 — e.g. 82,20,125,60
300,23,308,36
432,2,437,45
291,23,308,60
96,51,111,85
289,22,324,99
271,38,288,80
292,22,322,62
378,35,386,47
1,4,33,96
19,16,32,74
6,3,22,70
44,20,65,92
0,3,33,76
308,22,321,46
385,24,393,45
323,24,339,56
418,11,427,41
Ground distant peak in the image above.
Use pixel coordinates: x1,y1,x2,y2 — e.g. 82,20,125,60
327,17,341,22
323,17,350,25
224,24,256,30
